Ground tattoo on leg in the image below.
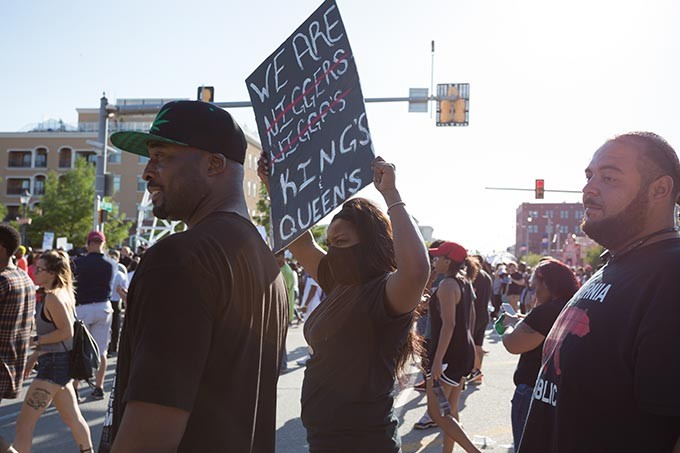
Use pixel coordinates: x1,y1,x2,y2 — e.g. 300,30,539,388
26,388,51,410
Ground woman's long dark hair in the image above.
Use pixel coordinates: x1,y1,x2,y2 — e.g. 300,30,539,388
332,198,423,380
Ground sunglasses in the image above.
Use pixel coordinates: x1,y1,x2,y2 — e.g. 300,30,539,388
34,265,51,273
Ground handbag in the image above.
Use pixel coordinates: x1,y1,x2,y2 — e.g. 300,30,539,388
68,317,101,385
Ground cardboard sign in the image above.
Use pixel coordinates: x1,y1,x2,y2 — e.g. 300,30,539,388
246,0,375,252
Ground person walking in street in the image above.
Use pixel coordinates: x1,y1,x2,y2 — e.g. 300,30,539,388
500,258,578,451
72,231,117,400
468,254,491,385
107,100,288,452
13,250,93,453
414,242,477,453
106,250,128,358
258,153,430,452
0,225,35,453
519,132,680,452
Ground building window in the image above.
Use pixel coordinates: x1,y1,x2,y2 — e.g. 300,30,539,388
575,210,583,219
546,210,554,218
575,225,582,234
8,151,32,168
114,175,121,194
139,156,150,164
560,210,569,219
7,178,30,195
137,176,146,192
529,225,538,233
76,151,97,165
5,205,20,221
108,150,121,164
34,175,46,195
35,148,48,168
559,225,569,234
59,148,73,168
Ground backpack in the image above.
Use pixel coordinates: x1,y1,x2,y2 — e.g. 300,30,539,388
69,318,101,384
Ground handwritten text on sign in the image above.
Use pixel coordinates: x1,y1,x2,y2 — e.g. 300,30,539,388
246,0,374,252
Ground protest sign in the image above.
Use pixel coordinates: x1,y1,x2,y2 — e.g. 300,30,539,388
41,231,54,251
246,0,375,252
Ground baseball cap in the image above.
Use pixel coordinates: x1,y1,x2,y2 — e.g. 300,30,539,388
429,241,467,262
87,231,106,243
110,100,247,164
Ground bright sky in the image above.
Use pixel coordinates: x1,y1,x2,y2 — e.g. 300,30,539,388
2,0,679,253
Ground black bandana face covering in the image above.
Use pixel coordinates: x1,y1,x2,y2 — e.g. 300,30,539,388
326,244,385,285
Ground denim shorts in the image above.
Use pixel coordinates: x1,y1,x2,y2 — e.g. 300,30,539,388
36,352,72,386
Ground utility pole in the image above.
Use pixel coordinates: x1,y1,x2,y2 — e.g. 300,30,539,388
93,94,117,232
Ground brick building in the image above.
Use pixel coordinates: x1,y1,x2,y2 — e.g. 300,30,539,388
515,202,585,257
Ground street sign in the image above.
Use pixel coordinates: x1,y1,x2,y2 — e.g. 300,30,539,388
408,88,429,112
101,201,113,212
17,217,32,225
436,83,469,126
246,0,375,253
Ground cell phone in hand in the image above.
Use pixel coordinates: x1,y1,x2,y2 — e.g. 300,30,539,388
501,303,516,316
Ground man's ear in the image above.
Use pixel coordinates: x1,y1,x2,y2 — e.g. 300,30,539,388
650,175,674,202
207,153,228,176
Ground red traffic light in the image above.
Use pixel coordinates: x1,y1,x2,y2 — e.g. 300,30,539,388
535,179,545,199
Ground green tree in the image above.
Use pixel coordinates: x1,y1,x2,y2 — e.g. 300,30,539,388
27,158,95,247
101,198,133,247
519,253,544,268
252,183,270,230
584,244,605,268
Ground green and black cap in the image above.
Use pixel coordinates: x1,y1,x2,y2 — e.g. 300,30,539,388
110,100,247,164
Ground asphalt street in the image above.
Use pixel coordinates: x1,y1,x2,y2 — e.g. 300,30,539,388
0,322,517,452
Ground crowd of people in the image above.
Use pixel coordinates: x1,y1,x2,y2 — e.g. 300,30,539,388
0,99,677,453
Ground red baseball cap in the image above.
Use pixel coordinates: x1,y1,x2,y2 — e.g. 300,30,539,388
429,241,467,262
87,230,106,243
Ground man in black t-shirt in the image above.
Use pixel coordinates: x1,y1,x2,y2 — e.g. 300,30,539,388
519,132,680,452
104,101,288,453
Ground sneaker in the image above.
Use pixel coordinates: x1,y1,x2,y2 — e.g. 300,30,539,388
467,370,483,385
413,412,437,430
91,387,105,400
296,356,310,367
413,380,426,392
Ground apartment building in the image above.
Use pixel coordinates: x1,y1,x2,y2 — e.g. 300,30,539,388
0,99,264,227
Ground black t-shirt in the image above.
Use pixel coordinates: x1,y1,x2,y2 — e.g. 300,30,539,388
428,276,475,378
519,238,680,453
301,258,413,452
73,253,117,304
507,271,524,296
512,297,569,387
110,212,288,453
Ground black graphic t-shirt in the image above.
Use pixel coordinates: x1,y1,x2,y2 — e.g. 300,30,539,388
519,238,680,452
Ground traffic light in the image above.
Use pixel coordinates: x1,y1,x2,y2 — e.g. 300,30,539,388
98,209,108,224
197,86,214,102
436,83,469,126
535,179,545,199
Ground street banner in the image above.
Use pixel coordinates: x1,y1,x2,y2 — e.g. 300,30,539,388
41,231,54,251
246,0,375,252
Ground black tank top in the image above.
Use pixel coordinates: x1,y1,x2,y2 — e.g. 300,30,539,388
429,275,475,376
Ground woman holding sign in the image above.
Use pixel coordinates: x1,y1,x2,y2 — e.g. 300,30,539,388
258,153,429,452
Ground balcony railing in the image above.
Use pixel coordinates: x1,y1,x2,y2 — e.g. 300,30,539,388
78,122,152,132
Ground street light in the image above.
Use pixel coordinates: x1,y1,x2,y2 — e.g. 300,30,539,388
19,189,31,245
525,216,533,254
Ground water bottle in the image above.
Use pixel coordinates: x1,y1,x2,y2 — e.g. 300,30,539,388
494,312,506,335
432,379,452,416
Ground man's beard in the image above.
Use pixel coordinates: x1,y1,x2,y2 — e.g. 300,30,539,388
581,188,648,251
